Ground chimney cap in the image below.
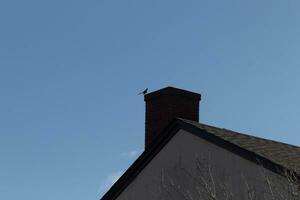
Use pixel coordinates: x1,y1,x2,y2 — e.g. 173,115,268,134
144,86,201,101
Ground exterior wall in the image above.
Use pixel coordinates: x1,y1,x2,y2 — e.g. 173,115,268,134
115,130,294,200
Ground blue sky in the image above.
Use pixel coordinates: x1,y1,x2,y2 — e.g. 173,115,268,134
1,0,300,199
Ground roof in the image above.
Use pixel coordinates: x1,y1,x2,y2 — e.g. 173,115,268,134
181,119,300,174
101,118,300,200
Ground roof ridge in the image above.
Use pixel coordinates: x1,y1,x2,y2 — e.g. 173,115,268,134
178,118,300,174
178,118,300,149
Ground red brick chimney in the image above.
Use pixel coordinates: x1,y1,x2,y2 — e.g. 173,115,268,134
144,87,201,149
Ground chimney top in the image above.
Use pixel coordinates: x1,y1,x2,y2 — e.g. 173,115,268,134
144,87,201,149
144,86,201,101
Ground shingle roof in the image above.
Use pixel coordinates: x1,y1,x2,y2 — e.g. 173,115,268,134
180,118,300,175
101,118,300,200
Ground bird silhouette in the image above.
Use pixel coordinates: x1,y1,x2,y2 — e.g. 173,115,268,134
138,88,148,95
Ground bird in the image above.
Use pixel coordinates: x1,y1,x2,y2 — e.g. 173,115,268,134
138,88,148,95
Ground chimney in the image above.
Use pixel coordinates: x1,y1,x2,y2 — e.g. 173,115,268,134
144,87,201,149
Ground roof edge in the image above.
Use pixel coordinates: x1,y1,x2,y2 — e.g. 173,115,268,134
100,118,182,200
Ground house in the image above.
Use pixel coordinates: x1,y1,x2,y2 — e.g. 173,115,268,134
101,87,300,200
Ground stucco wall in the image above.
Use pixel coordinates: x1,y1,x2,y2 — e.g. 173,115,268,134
115,129,294,200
